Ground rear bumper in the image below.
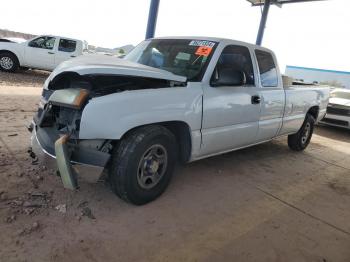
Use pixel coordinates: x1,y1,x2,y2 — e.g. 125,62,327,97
31,125,110,189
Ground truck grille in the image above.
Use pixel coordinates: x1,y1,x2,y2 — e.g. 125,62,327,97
327,106,350,116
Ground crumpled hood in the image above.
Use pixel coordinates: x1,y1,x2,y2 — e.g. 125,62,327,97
48,54,187,83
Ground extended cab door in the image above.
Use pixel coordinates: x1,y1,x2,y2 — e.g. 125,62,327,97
54,38,80,67
200,45,261,156
254,49,285,141
24,36,56,70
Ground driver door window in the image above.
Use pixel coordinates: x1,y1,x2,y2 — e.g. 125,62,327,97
28,36,55,50
212,45,255,86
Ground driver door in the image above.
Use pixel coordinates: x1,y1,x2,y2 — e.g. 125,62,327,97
25,36,56,70
200,45,261,156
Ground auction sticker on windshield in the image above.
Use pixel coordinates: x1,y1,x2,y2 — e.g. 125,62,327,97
189,40,216,48
195,46,212,56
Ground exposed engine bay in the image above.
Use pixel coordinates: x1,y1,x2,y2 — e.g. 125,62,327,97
48,72,186,96
36,72,186,142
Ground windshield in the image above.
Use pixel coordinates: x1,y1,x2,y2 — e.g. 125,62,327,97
331,90,350,100
124,39,218,81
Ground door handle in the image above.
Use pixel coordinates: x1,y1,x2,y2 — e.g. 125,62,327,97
48,51,55,54
251,95,261,104
70,55,76,58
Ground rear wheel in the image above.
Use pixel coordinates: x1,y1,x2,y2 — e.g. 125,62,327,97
0,52,19,72
288,114,315,151
109,125,177,205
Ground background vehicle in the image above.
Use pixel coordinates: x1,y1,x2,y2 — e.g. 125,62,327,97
30,37,330,205
0,35,88,72
319,88,350,129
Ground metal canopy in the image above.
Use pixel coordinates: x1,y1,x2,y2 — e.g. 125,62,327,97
249,0,326,45
246,0,325,6
145,0,327,45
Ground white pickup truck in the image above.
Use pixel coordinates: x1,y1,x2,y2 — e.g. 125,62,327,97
0,35,87,72
30,37,329,205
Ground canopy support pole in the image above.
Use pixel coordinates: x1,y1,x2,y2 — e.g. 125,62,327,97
256,0,271,46
145,0,160,39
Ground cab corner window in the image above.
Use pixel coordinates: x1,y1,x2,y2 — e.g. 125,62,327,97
28,36,55,50
255,50,278,87
58,39,77,52
212,45,255,86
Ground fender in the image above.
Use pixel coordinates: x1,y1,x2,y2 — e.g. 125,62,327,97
0,42,25,65
79,83,203,140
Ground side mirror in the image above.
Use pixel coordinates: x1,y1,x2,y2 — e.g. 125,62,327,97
211,68,246,87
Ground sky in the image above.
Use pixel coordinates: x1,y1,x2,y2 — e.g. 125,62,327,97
1,0,349,73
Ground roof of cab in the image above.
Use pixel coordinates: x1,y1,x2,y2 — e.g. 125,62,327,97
151,36,274,53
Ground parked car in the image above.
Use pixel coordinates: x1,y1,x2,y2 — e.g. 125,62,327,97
319,88,350,129
30,37,330,205
0,35,88,72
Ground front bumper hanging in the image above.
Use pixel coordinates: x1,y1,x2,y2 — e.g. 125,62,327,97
31,126,110,190
55,134,77,190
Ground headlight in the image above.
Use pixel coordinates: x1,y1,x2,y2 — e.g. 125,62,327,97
48,88,89,109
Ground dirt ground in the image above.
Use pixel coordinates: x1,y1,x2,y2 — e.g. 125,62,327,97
0,70,350,262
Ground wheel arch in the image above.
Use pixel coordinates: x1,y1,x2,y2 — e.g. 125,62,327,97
0,50,20,64
120,121,193,163
307,106,319,120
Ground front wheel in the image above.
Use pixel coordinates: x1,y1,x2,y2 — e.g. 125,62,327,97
0,52,19,72
109,125,177,205
288,114,315,151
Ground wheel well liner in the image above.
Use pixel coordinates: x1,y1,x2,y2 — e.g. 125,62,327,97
121,121,192,163
307,106,319,120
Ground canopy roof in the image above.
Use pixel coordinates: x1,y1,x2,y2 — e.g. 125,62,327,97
246,0,325,6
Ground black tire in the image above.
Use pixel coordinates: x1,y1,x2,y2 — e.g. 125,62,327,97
0,52,19,72
109,125,177,205
288,114,315,151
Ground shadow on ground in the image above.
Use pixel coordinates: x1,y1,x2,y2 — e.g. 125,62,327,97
315,124,350,143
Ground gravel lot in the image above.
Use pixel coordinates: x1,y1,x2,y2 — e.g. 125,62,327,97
0,70,49,87
0,70,350,262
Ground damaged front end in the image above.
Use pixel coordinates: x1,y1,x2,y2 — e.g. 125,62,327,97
31,86,111,190
30,76,185,190
29,56,187,190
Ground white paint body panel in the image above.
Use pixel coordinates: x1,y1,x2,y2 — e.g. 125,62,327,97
44,37,329,161
79,83,202,138
279,86,329,135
